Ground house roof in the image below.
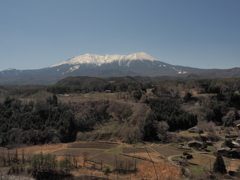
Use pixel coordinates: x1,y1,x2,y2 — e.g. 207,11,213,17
232,141,240,145
218,147,231,151
187,140,203,144
188,127,198,130
230,149,240,153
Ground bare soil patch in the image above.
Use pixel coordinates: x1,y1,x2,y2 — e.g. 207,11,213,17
151,145,183,157
90,152,142,167
52,148,102,156
122,148,150,154
68,142,118,149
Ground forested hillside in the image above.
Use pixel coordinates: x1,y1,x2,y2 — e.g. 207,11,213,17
0,77,240,148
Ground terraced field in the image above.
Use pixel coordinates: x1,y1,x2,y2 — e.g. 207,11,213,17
67,142,118,149
122,147,150,154
52,149,103,156
151,145,183,157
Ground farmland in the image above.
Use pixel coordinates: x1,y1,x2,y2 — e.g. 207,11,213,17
52,149,103,156
0,141,183,180
151,145,184,157
67,142,118,149
1,77,240,179
122,147,150,154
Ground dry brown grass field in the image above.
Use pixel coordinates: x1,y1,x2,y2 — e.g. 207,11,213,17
136,161,182,180
151,145,183,157
188,154,231,170
0,141,184,179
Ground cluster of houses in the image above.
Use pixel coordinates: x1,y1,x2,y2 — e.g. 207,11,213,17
185,139,240,159
217,147,240,158
183,126,240,177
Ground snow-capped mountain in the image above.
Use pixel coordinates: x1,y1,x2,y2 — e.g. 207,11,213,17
48,52,190,75
51,52,156,67
0,52,240,85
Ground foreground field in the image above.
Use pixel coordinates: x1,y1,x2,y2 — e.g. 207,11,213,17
4,140,240,179
0,141,183,180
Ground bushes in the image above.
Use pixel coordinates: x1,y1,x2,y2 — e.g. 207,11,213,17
59,158,74,173
31,152,58,172
104,167,111,175
30,152,74,180
31,152,74,173
182,152,193,159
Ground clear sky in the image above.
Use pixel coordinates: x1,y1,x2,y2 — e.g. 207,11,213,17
1,0,240,71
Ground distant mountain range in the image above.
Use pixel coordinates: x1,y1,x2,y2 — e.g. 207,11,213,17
1,52,240,85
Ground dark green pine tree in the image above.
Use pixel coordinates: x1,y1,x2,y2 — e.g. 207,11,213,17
213,155,227,174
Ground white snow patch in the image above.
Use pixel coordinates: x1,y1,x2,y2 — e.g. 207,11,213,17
126,61,131,67
6,68,15,71
67,65,80,73
177,71,188,74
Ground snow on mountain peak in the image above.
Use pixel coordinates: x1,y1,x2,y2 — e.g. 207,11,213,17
126,52,156,61
51,52,157,67
5,68,16,71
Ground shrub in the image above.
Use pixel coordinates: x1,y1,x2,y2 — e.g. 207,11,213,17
104,167,111,176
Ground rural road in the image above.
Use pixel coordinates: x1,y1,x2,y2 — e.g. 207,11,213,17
166,149,213,180
167,155,191,180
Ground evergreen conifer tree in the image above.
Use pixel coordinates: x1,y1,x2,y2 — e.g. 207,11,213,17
213,155,226,174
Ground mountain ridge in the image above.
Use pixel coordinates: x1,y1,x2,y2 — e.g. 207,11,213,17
1,52,240,85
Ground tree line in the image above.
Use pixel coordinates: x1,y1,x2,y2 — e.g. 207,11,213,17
0,95,76,147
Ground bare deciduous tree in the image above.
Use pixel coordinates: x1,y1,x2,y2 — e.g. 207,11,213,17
82,152,89,167
156,121,169,143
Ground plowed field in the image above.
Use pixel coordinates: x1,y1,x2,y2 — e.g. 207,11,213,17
52,149,102,156
122,148,150,153
67,142,118,149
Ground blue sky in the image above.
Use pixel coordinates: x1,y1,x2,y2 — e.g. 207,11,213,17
1,0,240,71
